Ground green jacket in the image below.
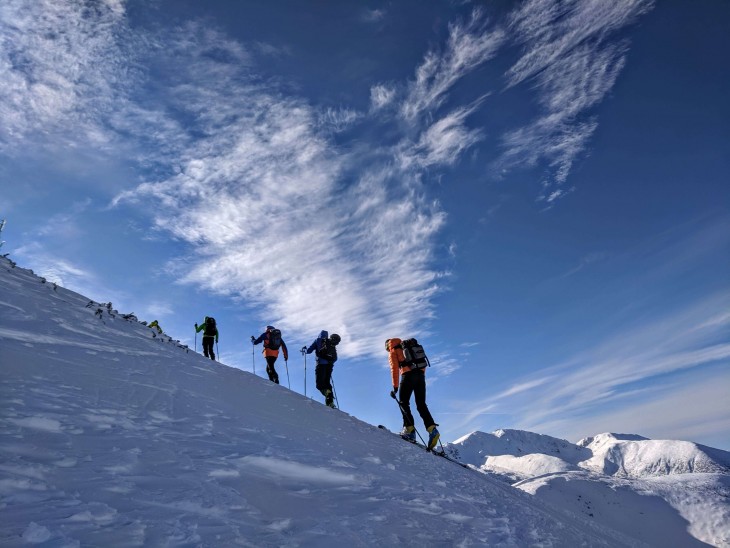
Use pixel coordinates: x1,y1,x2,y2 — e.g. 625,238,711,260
196,318,219,341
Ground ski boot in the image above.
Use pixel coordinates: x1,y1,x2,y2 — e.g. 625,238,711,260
324,390,336,408
400,425,416,443
427,424,440,451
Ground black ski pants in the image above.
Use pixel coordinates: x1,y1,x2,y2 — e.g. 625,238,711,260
315,363,334,396
202,336,215,360
266,356,279,384
399,370,435,429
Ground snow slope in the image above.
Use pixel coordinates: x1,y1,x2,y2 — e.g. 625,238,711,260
1,258,633,546
446,431,730,546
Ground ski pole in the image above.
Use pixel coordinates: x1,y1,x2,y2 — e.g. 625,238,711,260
390,392,427,446
331,375,339,408
300,347,307,397
194,330,197,352
216,341,219,362
284,359,291,389
251,339,255,375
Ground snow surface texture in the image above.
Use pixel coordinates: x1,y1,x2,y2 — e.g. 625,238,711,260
446,430,730,546
1,257,638,546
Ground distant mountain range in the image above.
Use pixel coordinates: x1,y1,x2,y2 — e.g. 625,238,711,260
445,429,730,546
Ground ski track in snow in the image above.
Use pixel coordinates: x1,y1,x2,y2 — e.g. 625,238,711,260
1,259,726,546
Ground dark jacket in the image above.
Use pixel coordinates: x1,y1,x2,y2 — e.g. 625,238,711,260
306,330,333,366
253,326,288,360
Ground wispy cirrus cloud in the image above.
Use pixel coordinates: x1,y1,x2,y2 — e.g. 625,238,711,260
372,10,504,179
0,0,132,153
398,104,485,170
1,0,472,368
369,84,396,111
100,19,451,360
317,107,362,133
498,0,654,202
361,9,386,24
400,9,505,122
539,375,730,447
454,291,730,442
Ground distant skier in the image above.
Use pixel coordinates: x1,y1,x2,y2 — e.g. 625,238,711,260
305,330,341,408
195,316,218,360
386,337,440,450
252,326,288,384
148,320,162,334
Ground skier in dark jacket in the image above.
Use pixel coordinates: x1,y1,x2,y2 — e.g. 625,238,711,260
305,330,341,408
195,317,218,360
252,326,288,384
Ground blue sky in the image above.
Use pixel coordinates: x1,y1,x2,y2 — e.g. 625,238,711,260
2,0,728,449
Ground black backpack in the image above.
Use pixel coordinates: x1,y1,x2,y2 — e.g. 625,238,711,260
267,328,282,350
399,338,429,370
316,336,338,363
204,317,217,336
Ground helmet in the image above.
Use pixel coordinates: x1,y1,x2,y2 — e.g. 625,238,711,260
330,333,341,345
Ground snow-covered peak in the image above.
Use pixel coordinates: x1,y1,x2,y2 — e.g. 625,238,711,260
580,433,730,478
448,429,591,467
577,432,650,447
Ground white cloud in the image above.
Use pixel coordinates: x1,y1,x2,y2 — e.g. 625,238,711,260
1,1,464,367
318,107,362,132
361,9,386,23
398,105,484,170
498,0,654,200
13,242,100,296
388,9,506,175
104,23,450,361
401,9,505,121
455,291,730,440
35,199,91,238
538,375,730,446
142,301,174,319
369,84,396,111
0,0,132,153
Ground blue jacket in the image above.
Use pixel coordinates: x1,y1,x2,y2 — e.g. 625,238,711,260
306,330,332,365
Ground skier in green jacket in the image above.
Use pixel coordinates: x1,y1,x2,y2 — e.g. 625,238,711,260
195,316,218,360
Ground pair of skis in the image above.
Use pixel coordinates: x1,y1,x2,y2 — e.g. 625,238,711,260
377,425,470,469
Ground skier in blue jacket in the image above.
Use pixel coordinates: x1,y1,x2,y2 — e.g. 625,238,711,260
306,330,341,408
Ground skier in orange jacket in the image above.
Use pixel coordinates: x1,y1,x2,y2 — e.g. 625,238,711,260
252,326,288,384
386,337,439,450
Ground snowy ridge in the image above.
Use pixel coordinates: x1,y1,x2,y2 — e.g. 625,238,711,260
1,258,633,546
450,429,592,466
445,431,730,545
578,433,730,478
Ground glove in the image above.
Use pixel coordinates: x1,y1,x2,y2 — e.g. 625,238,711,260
195,323,198,329
390,388,398,399
301,346,307,352
250,335,255,342
216,337,219,343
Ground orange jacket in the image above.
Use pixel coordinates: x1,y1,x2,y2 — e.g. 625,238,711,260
253,328,289,360
386,337,423,389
